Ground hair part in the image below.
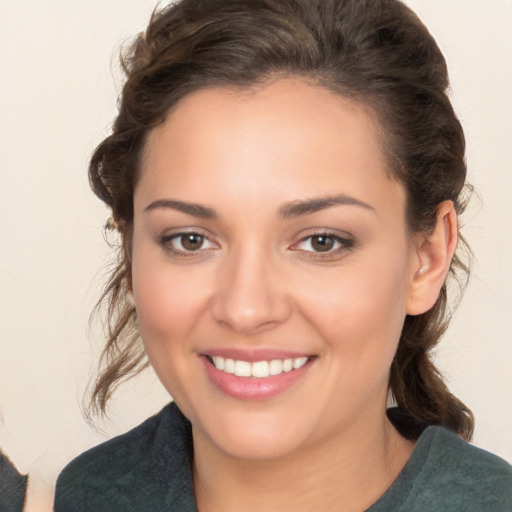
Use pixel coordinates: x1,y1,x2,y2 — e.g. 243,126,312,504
87,0,473,439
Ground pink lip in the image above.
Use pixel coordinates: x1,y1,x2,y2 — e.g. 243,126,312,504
200,354,314,401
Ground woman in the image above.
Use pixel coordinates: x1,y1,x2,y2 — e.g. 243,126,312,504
54,0,512,510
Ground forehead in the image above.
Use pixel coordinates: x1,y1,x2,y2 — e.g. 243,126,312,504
137,78,404,217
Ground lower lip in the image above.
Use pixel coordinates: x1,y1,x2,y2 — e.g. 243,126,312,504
201,357,313,400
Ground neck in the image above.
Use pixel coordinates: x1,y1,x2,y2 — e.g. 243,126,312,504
192,410,414,512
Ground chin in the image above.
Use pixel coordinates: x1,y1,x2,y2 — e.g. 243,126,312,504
213,428,306,462
192,405,317,462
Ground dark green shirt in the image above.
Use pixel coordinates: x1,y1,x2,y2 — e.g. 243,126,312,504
0,452,27,512
54,402,512,511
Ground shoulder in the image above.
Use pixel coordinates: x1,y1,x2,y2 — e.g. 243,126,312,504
54,402,197,512
405,426,512,511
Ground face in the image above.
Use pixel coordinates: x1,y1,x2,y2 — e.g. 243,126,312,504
132,78,418,461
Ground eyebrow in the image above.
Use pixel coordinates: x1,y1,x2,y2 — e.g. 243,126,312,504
143,193,374,220
144,199,217,219
278,194,375,219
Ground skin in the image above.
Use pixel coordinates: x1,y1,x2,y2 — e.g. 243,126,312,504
131,78,457,511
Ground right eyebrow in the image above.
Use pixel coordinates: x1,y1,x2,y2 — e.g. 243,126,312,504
143,199,218,219
278,194,375,219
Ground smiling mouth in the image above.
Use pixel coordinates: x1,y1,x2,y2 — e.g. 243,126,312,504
205,355,311,378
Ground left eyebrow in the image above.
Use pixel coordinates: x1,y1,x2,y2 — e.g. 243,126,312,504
278,194,375,220
143,199,218,219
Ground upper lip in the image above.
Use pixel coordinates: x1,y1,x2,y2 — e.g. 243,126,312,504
200,348,314,362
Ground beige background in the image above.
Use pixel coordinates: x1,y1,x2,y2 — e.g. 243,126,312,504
1,0,511,509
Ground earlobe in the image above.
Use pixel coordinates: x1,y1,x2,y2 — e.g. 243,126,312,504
406,200,458,316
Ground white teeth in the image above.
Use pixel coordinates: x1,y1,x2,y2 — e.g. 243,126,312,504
283,359,293,372
234,360,251,377
210,355,310,378
251,361,270,378
224,358,235,374
269,359,283,375
212,356,224,371
293,357,308,369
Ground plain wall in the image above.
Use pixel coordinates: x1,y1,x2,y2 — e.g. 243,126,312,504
1,0,511,509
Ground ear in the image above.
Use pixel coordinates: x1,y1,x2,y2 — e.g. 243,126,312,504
406,200,458,316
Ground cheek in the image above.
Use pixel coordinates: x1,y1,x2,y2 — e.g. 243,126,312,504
131,248,216,405
131,244,211,350
296,249,410,362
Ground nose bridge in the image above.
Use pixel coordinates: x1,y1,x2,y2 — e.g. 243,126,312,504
210,239,290,333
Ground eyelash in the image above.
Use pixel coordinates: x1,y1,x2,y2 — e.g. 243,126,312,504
157,230,354,260
159,231,217,258
291,232,354,259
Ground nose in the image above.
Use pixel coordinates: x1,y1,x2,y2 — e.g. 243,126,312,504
209,245,292,334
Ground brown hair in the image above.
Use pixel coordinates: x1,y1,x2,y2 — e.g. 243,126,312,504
88,0,473,439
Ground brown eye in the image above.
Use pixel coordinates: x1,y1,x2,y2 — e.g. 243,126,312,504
160,231,216,255
292,232,354,256
180,233,204,251
310,235,335,252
